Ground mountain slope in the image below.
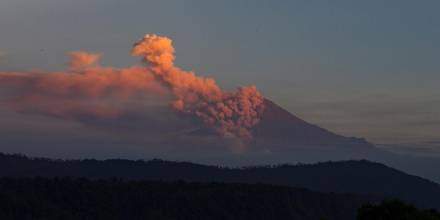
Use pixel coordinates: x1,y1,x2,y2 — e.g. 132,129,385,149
252,99,370,146
190,99,372,148
1,153,439,209
189,99,375,155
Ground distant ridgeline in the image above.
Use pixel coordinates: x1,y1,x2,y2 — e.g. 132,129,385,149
1,152,440,210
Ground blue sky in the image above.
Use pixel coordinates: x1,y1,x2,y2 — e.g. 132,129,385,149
0,0,439,145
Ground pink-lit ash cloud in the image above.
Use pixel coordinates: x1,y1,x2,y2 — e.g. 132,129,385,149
0,34,265,139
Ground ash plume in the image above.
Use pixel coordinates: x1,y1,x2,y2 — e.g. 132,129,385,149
0,34,265,139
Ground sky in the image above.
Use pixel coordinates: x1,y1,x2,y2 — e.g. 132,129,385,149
0,0,439,151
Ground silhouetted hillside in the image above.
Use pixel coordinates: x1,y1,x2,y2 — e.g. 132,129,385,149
1,153,439,209
0,177,376,220
358,200,440,220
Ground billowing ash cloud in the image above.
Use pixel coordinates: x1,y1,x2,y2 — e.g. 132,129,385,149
0,34,265,139
132,35,265,138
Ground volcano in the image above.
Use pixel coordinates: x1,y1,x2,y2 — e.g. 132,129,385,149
190,99,373,150
185,99,440,184
252,99,371,147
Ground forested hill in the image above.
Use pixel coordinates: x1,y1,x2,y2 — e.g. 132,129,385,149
1,153,439,209
0,177,376,220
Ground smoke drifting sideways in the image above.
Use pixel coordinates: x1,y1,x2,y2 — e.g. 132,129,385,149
0,34,265,139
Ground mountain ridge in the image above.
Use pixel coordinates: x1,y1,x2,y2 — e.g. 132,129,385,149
1,152,439,209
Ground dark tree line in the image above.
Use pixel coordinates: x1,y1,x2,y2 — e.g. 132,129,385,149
358,200,440,220
0,177,375,220
1,152,439,210
0,177,438,219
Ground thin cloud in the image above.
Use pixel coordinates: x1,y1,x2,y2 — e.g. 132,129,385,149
378,142,440,158
0,51,7,59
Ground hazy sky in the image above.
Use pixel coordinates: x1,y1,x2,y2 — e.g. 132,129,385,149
1,0,439,146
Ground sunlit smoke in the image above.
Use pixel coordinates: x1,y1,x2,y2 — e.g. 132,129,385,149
0,34,265,139
68,51,101,69
132,34,265,138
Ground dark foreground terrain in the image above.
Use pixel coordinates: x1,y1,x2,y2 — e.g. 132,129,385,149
0,177,376,220
1,153,439,209
358,200,440,220
1,177,439,220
